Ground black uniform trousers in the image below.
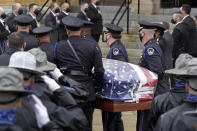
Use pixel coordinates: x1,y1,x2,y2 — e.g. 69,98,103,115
102,111,124,131
136,110,151,131
80,102,94,131
102,40,128,131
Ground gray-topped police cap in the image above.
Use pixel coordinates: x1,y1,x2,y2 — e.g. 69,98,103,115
104,23,123,35
28,48,56,72
184,58,197,77
0,67,32,95
165,53,193,75
9,51,45,76
15,15,34,26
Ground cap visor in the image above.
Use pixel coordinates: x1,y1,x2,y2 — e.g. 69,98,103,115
37,62,56,72
14,67,45,76
165,69,187,76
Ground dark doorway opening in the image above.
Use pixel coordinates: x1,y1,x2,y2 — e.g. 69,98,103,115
161,0,197,8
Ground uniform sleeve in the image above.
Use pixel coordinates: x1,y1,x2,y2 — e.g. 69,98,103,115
44,87,88,131
53,87,78,107
47,105,88,131
110,48,127,62
148,97,161,130
93,46,104,87
154,113,174,131
144,47,163,78
42,121,63,131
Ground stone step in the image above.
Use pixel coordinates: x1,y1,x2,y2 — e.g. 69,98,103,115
128,57,140,65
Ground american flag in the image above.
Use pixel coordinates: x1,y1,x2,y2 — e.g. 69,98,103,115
97,59,158,103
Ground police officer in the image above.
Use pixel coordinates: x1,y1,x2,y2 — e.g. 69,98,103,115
137,21,165,131
148,54,192,130
102,23,128,131
55,16,104,131
81,20,102,56
33,26,55,63
6,3,23,33
9,51,87,131
0,7,10,53
0,67,62,131
154,56,197,131
15,15,38,51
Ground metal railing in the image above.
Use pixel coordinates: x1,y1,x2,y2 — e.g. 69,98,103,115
111,0,132,34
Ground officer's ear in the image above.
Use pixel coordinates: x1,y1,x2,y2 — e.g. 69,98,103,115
37,38,40,45
66,29,70,36
186,82,189,92
29,25,32,31
141,32,145,37
23,42,26,50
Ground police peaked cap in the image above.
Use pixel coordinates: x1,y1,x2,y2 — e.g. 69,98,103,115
62,16,83,31
104,23,123,35
33,26,52,37
15,15,34,26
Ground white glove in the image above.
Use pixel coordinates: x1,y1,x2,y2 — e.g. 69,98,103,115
50,68,63,81
28,95,50,128
41,75,61,92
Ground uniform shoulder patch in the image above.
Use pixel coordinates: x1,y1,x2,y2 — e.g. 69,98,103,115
147,48,155,56
113,48,119,55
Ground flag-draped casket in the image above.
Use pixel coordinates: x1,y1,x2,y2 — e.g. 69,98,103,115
97,59,158,103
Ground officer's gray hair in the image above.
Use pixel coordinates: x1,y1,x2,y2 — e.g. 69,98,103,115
143,29,155,35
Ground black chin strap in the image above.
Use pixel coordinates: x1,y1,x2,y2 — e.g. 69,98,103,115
0,96,19,105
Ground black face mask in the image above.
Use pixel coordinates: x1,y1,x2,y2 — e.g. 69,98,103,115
34,9,40,16
171,19,176,24
139,33,143,42
18,8,23,15
1,13,7,19
84,8,88,12
66,8,71,13
96,1,100,5
55,8,60,13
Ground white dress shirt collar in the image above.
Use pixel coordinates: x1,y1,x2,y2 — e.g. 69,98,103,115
92,3,97,9
50,10,56,17
29,12,36,19
62,11,69,15
0,19,4,26
182,15,189,21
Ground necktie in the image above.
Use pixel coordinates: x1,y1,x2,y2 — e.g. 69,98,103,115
54,16,57,20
